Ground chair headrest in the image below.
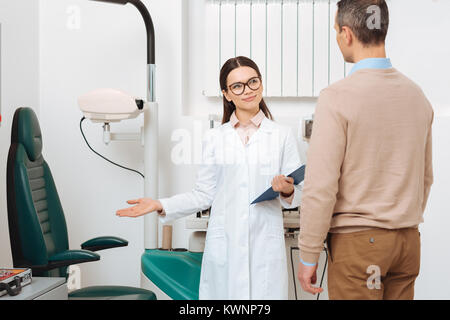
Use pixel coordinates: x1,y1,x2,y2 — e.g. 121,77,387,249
11,108,43,161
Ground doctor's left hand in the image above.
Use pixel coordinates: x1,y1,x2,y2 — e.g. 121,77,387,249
116,198,163,218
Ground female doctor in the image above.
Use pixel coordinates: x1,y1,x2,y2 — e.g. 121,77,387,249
117,56,304,300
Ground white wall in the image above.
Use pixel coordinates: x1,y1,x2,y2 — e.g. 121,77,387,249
2,0,448,299
387,0,450,299
0,0,40,268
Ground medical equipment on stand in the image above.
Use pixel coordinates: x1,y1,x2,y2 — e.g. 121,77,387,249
78,88,145,123
86,0,159,253
185,209,209,253
78,88,146,178
302,115,314,141
76,0,203,300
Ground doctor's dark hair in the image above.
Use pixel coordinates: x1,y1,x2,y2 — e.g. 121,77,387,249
337,0,389,46
220,56,273,125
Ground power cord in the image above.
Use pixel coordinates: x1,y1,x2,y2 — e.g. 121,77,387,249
290,246,328,300
290,246,298,300
79,117,145,179
317,248,328,301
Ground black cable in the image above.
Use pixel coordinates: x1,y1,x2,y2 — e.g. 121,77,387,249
290,246,298,300
317,248,328,301
79,117,145,179
290,246,328,300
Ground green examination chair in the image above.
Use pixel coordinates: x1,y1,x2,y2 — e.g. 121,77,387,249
6,107,156,300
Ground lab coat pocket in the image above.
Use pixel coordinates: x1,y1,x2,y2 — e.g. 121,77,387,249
265,226,285,260
202,227,228,299
264,226,288,299
205,228,227,267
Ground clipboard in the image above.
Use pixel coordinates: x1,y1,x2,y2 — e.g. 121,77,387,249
251,165,306,205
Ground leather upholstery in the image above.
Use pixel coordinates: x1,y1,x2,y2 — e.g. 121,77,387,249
7,108,156,299
15,107,43,161
81,236,128,252
49,250,100,263
8,108,70,277
69,286,156,300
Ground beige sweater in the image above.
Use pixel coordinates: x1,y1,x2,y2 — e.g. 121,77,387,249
299,68,434,264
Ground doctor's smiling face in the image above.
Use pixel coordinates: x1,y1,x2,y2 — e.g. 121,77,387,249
220,56,273,124
222,66,263,114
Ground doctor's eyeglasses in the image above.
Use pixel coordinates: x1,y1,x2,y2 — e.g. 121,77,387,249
228,77,262,96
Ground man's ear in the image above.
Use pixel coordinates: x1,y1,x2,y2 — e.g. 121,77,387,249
343,26,353,46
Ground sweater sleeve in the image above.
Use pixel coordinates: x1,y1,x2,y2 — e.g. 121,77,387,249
422,110,434,213
298,88,347,264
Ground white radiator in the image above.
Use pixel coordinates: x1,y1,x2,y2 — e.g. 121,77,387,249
204,0,353,98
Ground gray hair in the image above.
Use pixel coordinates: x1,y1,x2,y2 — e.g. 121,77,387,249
337,0,389,46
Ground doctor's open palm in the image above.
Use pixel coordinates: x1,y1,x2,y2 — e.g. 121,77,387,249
116,198,163,218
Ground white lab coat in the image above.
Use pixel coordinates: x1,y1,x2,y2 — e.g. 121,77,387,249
159,117,303,300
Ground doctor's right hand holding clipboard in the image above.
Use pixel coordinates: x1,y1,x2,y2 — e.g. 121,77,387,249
253,165,306,204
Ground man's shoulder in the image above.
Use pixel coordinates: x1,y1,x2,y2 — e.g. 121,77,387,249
321,70,373,95
320,68,423,99
317,76,352,102
325,72,359,92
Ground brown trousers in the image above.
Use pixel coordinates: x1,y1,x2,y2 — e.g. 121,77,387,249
326,227,421,300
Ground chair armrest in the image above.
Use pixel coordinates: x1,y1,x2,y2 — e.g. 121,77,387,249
48,249,100,269
81,236,128,252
